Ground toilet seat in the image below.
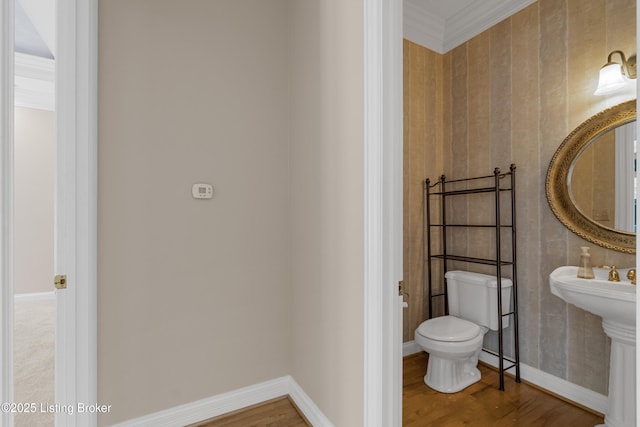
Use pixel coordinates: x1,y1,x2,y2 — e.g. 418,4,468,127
416,315,480,342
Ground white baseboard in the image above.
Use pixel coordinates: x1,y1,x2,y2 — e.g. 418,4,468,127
109,342,607,426
478,352,608,415
109,375,334,427
288,377,335,427
403,340,422,357
402,339,608,415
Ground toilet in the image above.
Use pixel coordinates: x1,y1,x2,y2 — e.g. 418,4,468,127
414,270,513,393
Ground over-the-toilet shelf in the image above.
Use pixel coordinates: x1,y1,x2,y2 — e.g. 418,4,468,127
423,164,520,391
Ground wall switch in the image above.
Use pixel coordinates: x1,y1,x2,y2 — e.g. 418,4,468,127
192,183,213,199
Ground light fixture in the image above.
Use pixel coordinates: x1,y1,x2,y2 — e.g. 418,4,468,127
594,50,637,95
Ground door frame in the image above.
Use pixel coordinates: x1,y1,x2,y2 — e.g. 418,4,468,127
364,0,403,425
0,0,15,425
5,0,400,425
0,0,97,426
54,0,98,426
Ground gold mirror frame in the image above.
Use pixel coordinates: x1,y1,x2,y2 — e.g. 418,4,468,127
546,100,636,254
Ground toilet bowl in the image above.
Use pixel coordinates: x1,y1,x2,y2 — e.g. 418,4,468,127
414,270,512,393
415,315,487,393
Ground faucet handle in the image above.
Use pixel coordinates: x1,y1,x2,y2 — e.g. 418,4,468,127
609,266,621,282
626,269,636,285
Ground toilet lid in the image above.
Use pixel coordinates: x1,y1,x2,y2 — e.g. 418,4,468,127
417,316,481,342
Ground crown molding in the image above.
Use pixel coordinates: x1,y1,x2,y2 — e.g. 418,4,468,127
443,0,537,52
403,0,537,54
403,0,445,53
14,52,54,111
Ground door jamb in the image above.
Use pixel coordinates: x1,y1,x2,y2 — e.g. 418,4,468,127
364,0,403,425
54,1,98,426
0,0,15,425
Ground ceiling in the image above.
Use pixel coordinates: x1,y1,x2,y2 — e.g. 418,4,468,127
14,0,55,111
14,0,538,59
15,0,55,59
405,0,538,53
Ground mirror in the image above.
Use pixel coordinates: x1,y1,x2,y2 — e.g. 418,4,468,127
546,100,636,254
570,121,636,233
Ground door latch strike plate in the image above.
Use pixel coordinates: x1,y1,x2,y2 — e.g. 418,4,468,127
55,274,67,289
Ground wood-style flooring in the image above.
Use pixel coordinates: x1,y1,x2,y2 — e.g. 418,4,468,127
189,397,310,427
188,353,605,426
404,352,604,426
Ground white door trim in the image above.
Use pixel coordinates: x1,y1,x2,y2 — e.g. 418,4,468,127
364,0,403,425
0,0,15,425
55,0,98,426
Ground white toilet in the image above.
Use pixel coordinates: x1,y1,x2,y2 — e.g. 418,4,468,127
414,270,512,393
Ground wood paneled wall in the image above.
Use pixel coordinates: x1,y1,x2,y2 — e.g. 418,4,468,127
403,0,635,394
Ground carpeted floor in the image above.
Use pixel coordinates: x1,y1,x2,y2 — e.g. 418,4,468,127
14,296,55,427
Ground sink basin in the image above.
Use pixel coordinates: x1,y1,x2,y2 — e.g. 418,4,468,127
550,266,636,427
550,266,635,326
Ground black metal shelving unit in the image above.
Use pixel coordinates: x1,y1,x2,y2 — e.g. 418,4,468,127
423,164,520,391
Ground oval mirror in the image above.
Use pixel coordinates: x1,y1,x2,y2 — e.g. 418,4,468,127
546,100,636,254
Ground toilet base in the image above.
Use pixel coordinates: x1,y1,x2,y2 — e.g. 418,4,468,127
424,353,482,393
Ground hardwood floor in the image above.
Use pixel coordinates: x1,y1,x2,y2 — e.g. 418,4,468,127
189,397,310,427
187,353,605,426
404,352,605,426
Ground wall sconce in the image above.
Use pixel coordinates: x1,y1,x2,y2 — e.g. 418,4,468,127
594,50,637,95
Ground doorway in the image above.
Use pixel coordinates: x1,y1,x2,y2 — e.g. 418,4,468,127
14,89,56,427
14,3,56,423
8,0,400,425
363,0,404,425
1,0,97,426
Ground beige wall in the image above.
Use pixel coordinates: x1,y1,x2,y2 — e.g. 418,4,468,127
98,1,292,424
404,0,636,395
99,0,365,425
14,107,54,295
289,1,364,426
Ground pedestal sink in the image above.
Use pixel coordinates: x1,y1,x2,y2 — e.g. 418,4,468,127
550,266,636,427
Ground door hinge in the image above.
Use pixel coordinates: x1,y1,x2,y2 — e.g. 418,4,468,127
399,280,409,308
54,274,67,289
398,280,405,297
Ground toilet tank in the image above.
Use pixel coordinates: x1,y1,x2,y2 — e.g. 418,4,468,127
445,270,513,331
